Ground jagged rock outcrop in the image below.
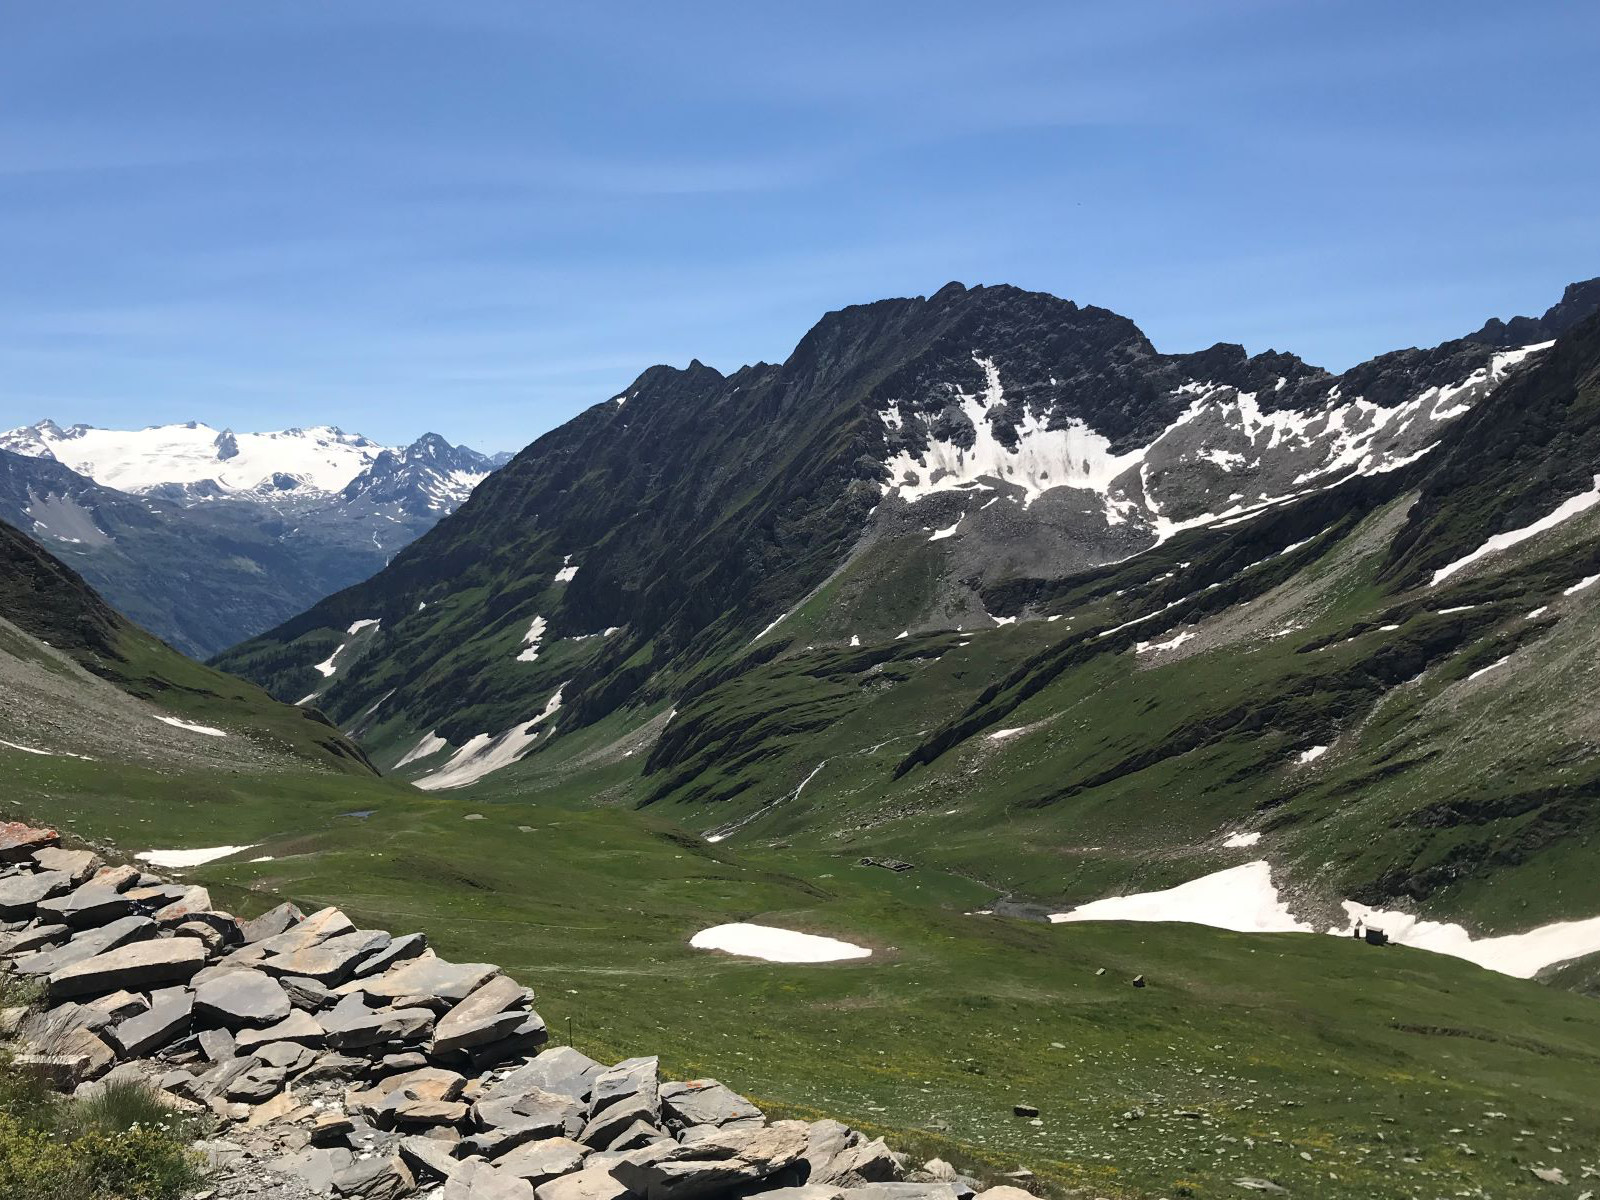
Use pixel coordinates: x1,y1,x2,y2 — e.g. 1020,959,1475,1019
0,823,998,1200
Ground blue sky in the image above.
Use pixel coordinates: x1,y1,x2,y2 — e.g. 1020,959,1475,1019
2,2,1597,453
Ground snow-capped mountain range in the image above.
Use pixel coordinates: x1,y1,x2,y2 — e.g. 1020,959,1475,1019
0,420,508,656
0,419,504,508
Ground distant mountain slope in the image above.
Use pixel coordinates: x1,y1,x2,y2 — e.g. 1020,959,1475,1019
0,423,502,656
0,514,374,774
215,279,1594,774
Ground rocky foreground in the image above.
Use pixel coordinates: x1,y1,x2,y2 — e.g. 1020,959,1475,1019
0,822,1030,1200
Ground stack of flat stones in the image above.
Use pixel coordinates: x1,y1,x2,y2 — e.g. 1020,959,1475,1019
0,824,1026,1200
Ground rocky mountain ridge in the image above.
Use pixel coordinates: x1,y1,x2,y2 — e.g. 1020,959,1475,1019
214,277,1599,768
0,820,998,1200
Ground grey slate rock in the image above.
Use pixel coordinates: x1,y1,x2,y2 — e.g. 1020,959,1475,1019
660,1080,762,1130
107,986,193,1057
13,915,156,976
240,902,304,944
197,1026,237,1062
332,1153,415,1200
48,936,206,999
272,1147,358,1193
448,1160,538,1200
353,931,428,979
579,1094,659,1150
259,929,390,985
37,882,133,928
235,1008,327,1051
608,1121,810,1200
487,1046,603,1105
30,848,102,884
364,956,501,1009
533,1166,630,1200
225,1063,288,1102
493,1136,588,1184
432,974,533,1055
590,1056,660,1119
0,870,71,916
0,922,69,955
280,974,337,1010
193,968,292,1028
398,1134,463,1182
321,994,435,1049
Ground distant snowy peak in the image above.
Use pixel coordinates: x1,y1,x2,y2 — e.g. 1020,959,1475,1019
0,420,503,509
0,420,384,500
339,433,499,514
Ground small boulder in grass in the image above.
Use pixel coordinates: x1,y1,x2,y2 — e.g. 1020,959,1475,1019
1131,975,1146,988
1012,1103,1039,1118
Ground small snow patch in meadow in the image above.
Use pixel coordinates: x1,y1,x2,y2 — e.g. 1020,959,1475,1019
249,856,275,863
895,630,908,639
1437,606,1475,615
154,715,227,738
690,923,871,963
1297,745,1329,764
928,520,961,541
1377,623,1401,632
0,738,92,760
553,555,578,583
137,845,255,868
1050,861,1311,934
987,726,1029,742
294,693,317,706
1223,832,1262,848
1526,606,1549,619
849,635,860,647
347,619,380,635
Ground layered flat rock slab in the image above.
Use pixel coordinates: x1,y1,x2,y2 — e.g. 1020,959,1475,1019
660,1079,762,1129
235,1008,328,1051
320,993,434,1049
0,822,58,862
13,915,157,977
31,847,101,883
448,1160,539,1200
258,929,390,985
0,870,71,916
107,986,193,1057
494,1137,589,1185
433,974,535,1055
533,1165,632,1200
193,968,292,1028
363,955,501,1007
49,936,207,999
37,882,134,928
609,1120,810,1200
487,1046,603,1105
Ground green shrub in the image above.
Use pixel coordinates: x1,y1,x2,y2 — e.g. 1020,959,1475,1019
0,1053,203,1200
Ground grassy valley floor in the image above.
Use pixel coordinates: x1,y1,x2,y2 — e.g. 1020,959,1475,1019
6,747,1600,1199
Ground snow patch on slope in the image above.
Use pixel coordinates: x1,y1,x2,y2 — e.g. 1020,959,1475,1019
1431,475,1600,586
153,715,227,738
414,685,565,791
394,731,449,769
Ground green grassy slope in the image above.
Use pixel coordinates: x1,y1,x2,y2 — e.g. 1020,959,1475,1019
5,749,1599,1200
0,515,373,774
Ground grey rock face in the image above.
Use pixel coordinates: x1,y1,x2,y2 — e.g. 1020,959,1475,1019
494,1136,589,1184
235,1008,327,1051
487,1046,603,1105
532,1165,631,1200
